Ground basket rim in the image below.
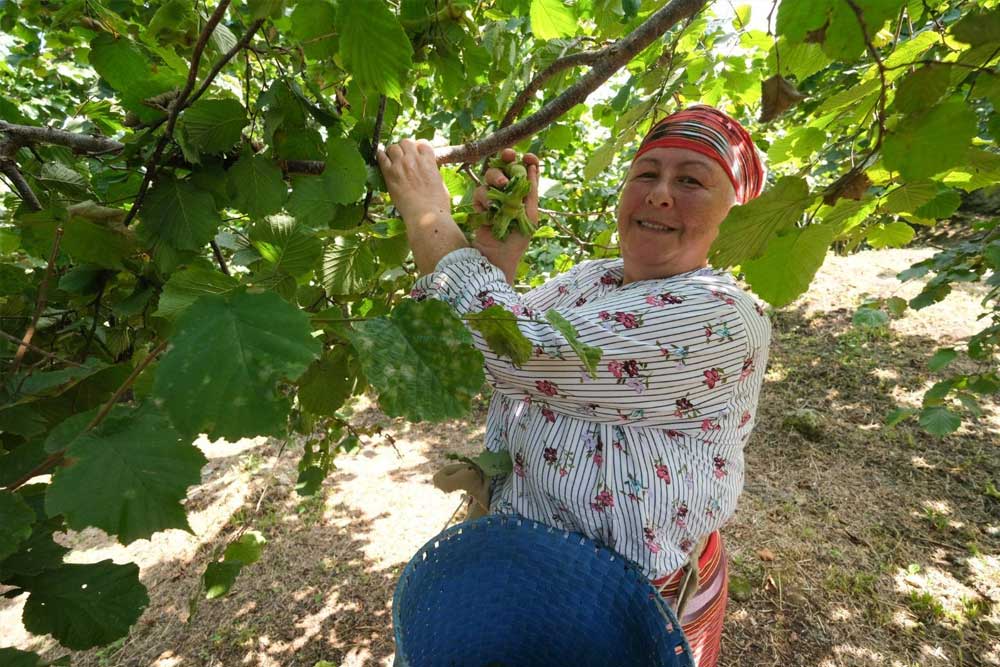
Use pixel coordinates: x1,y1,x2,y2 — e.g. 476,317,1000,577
391,514,693,665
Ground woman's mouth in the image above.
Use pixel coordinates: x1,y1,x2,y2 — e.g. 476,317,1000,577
635,219,677,233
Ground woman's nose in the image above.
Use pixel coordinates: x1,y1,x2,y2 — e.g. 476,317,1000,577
646,179,673,207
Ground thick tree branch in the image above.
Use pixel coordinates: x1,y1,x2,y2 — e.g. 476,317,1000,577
0,2,707,180
434,0,709,165
0,121,125,154
0,158,42,210
122,0,233,227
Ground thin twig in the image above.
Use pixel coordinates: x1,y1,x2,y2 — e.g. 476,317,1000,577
122,1,233,228
0,329,85,368
538,207,608,218
85,339,169,430
499,48,608,129
11,227,64,372
844,0,888,150
363,95,389,221
187,18,267,109
4,339,169,491
210,240,231,276
80,277,107,361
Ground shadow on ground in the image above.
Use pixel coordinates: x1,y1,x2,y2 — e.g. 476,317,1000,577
722,305,999,667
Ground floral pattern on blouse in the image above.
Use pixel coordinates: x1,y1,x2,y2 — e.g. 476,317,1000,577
412,248,771,579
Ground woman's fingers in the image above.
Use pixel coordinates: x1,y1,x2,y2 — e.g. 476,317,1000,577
484,167,509,188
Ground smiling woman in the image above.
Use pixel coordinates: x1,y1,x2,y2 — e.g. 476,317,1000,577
379,104,771,667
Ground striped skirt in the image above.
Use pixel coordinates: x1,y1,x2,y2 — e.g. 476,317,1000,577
652,531,728,667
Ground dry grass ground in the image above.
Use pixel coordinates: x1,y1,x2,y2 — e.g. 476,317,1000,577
3,245,999,667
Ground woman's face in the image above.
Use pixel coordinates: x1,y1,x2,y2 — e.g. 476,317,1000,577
616,146,737,284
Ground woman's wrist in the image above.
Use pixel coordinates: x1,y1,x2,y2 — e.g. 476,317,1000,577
472,241,519,285
404,210,469,275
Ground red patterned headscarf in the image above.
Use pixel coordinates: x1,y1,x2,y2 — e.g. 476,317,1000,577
634,105,766,204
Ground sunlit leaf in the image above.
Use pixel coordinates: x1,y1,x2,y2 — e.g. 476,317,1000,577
882,97,977,181
338,0,413,98
741,222,837,308
320,236,376,294
347,299,484,422
530,0,577,40
867,221,914,249
545,310,602,378
710,176,813,268
466,305,533,366
154,265,239,321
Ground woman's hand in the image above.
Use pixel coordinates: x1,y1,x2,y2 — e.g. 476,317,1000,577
376,139,452,225
377,139,468,275
472,148,540,285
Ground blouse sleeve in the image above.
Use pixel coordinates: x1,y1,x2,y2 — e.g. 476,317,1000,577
412,248,764,429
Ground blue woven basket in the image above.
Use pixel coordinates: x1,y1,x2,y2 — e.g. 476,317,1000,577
392,515,694,667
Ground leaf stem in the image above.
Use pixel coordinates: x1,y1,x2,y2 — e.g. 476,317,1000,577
11,226,64,373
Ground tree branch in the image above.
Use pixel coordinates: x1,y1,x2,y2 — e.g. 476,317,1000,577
122,0,233,227
499,47,607,129
363,95,388,221
187,18,267,110
210,239,231,276
433,0,709,165
0,121,125,155
0,329,84,368
0,158,42,210
845,0,888,150
11,226,63,373
3,339,169,492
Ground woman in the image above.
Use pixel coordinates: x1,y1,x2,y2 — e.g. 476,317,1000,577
377,105,770,667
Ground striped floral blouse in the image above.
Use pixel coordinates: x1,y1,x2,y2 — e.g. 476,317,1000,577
412,247,771,579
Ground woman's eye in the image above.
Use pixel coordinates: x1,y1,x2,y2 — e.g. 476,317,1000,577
679,176,702,186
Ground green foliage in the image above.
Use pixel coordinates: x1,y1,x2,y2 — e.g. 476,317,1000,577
14,560,148,650
153,290,321,440
348,300,485,421
45,406,207,544
466,305,534,366
1,0,998,660
545,309,602,377
204,532,266,599
0,491,34,560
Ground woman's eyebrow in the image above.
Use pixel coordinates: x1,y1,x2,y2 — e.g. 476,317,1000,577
677,159,714,172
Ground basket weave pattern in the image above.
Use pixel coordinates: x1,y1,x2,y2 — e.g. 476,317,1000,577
393,515,694,667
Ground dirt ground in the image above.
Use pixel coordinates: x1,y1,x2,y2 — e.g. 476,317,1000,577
3,244,999,667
